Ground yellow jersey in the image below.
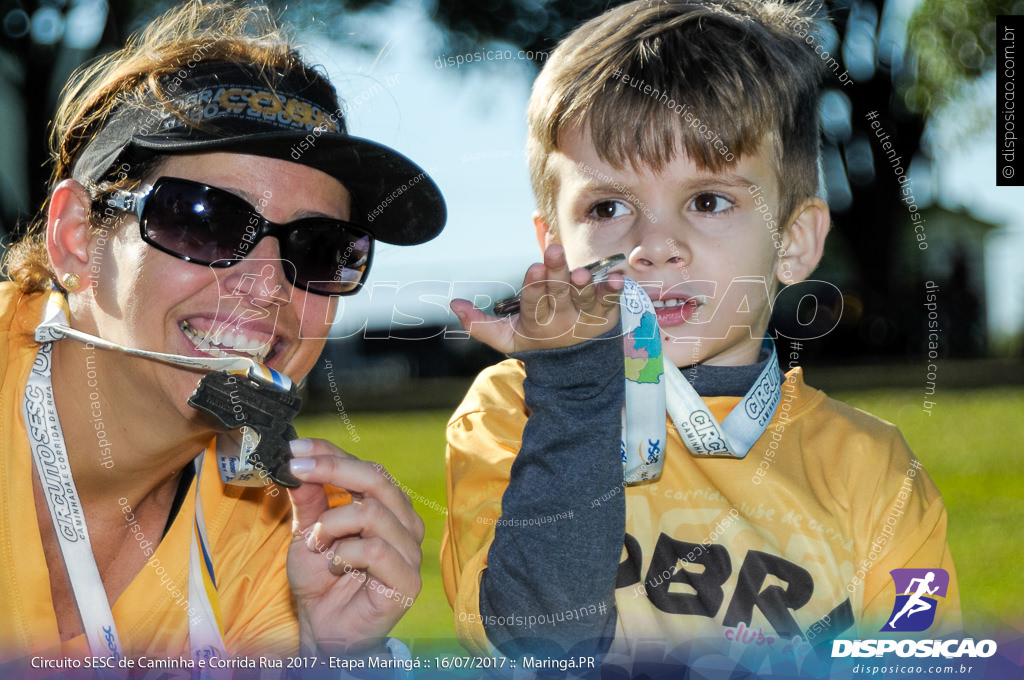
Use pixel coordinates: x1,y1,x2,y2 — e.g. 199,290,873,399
442,358,960,665
0,285,297,661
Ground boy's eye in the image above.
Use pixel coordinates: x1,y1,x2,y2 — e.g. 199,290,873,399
589,200,632,220
690,193,734,214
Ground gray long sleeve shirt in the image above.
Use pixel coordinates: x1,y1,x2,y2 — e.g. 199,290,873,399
479,329,774,658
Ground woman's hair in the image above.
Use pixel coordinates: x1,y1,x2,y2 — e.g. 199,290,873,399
4,1,327,293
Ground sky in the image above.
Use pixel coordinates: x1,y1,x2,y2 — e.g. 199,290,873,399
298,1,542,337
294,0,1024,341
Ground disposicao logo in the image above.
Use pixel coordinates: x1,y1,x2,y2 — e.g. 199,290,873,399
882,568,949,632
832,567,997,660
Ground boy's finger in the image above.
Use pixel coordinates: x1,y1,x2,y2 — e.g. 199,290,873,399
574,273,622,314
537,246,575,301
450,299,515,353
541,243,568,276
519,263,572,324
572,290,614,327
571,276,623,340
595,274,625,310
569,266,594,289
570,270,597,310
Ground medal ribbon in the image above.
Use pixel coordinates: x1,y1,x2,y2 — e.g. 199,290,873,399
24,340,125,659
24,293,287,659
25,342,228,660
619,278,781,483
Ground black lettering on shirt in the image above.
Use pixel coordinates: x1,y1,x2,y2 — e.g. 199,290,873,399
723,550,814,638
616,533,643,588
645,534,731,617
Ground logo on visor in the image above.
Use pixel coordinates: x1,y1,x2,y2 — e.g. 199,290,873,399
156,84,340,135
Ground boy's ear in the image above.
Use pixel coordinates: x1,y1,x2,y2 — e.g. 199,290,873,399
46,179,95,289
532,212,559,251
776,197,829,285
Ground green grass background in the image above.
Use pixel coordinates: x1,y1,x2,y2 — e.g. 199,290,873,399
295,386,1024,647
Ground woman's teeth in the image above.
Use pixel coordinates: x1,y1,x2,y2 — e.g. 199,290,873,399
180,320,271,363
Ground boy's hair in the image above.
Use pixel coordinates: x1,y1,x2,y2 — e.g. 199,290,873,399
527,0,826,231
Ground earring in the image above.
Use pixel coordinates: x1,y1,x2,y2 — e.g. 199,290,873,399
61,273,82,291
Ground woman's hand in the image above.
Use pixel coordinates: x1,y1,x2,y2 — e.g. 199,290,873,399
450,243,623,354
285,438,424,657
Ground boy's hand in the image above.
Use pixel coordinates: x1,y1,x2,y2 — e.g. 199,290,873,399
451,244,623,354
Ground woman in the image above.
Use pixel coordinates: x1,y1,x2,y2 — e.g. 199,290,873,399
1,1,444,664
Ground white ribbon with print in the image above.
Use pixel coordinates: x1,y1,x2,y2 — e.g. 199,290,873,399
619,278,667,484
619,279,781,484
24,341,126,659
25,342,228,661
22,294,300,660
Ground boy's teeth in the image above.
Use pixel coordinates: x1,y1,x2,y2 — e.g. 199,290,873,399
179,321,271,363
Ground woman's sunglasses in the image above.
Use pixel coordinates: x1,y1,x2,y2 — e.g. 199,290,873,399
104,177,373,296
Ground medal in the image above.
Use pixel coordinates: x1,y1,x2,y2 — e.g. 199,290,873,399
188,369,303,488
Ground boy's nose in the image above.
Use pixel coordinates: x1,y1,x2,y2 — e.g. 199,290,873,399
628,228,690,273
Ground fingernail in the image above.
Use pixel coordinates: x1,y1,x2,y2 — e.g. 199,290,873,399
289,438,313,454
290,457,315,476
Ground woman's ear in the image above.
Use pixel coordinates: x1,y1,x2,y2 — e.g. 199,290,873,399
46,179,95,290
776,197,830,285
533,212,559,251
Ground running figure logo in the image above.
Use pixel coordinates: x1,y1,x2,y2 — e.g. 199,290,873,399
881,568,950,632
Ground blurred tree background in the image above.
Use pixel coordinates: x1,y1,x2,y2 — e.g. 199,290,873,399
5,1,1019,645
1,0,1019,371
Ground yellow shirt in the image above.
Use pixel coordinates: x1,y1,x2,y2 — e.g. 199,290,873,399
0,285,297,660
442,358,960,662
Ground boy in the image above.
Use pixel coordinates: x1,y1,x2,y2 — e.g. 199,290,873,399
441,0,959,670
